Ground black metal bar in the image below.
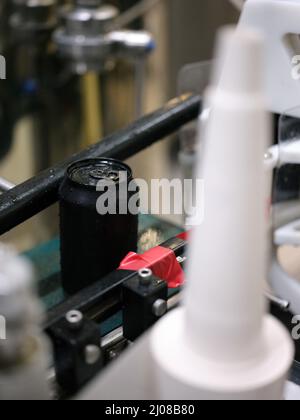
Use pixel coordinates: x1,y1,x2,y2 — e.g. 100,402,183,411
0,94,201,235
45,270,133,330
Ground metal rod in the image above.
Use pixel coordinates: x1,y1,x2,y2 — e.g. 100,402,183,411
0,94,201,235
265,291,290,311
0,177,15,193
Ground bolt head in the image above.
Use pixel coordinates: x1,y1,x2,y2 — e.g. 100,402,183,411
152,299,167,317
84,344,101,365
66,310,83,330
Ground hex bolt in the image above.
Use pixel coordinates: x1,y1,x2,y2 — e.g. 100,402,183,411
108,350,118,360
65,310,83,330
138,268,152,286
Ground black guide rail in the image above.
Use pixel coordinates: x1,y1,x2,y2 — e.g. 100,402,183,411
0,94,201,235
45,235,187,330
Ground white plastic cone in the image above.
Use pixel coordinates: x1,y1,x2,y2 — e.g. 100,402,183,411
150,26,294,400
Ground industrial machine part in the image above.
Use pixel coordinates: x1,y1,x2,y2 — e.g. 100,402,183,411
53,0,155,74
0,94,201,235
59,158,138,295
122,268,168,341
150,27,294,400
0,0,84,182
239,0,300,117
44,233,186,330
48,309,103,395
10,0,57,33
53,0,155,132
0,56,298,399
271,201,300,316
55,0,119,73
0,177,15,193
43,229,290,341
267,112,300,315
0,0,59,161
0,0,157,185
0,246,50,400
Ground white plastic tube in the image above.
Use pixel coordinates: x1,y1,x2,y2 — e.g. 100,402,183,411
150,26,294,400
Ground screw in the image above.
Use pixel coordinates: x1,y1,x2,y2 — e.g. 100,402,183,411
66,310,83,330
176,256,187,264
138,268,152,286
152,299,167,317
84,345,101,365
108,350,118,360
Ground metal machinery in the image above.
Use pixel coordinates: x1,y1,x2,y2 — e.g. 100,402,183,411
0,93,299,400
0,0,300,402
0,0,156,247
0,0,154,167
0,94,203,400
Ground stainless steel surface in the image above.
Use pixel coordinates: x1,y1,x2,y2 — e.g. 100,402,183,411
265,291,290,311
0,177,15,193
10,0,57,31
138,268,153,286
65,310,84,330
84,345,102,365
176,256,187,264
152,298,167,317
54,1,154,74
167,292,181,311
101,326,124,348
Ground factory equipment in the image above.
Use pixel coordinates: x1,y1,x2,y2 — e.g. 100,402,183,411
78,24,297,401
0,0,155,166
1,0,300,403
53,0,154,74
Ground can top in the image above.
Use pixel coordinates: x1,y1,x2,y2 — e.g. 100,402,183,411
67,158,133,188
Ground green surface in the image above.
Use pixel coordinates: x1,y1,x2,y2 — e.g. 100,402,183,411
24,214,182,312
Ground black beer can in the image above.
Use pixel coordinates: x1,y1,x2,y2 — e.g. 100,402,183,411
59,158,139,295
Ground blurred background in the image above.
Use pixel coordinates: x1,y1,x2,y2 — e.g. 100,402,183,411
0,0,238,250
